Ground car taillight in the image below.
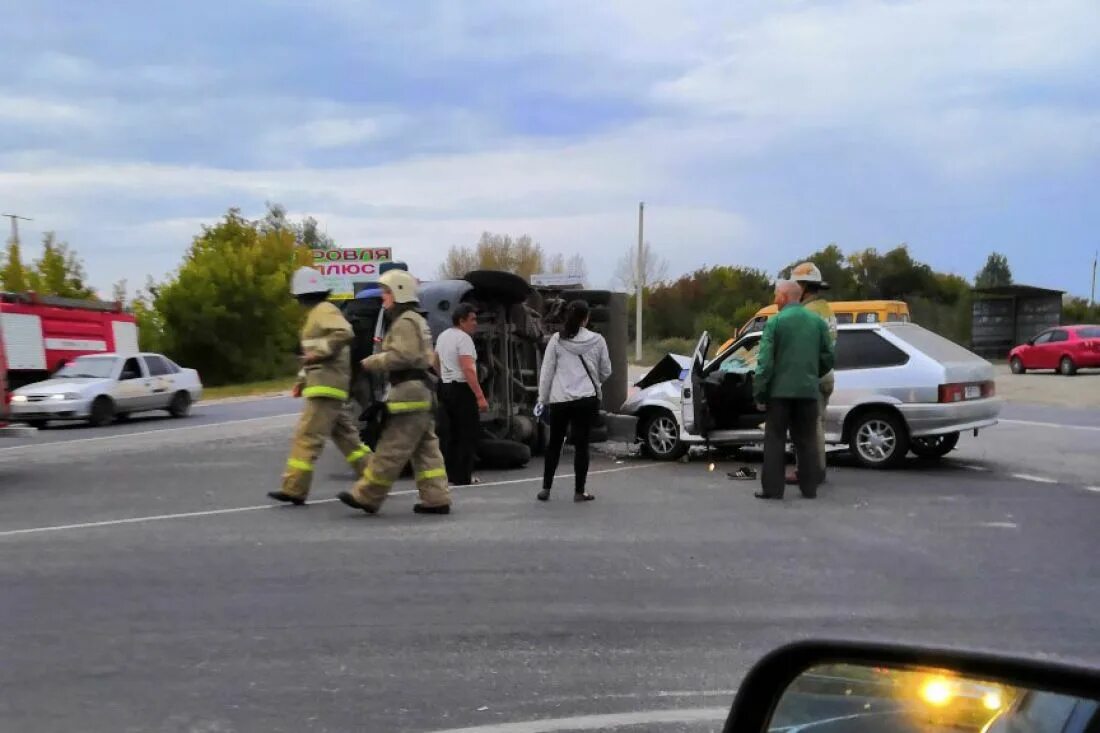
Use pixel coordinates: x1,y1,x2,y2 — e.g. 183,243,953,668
939,381,994,403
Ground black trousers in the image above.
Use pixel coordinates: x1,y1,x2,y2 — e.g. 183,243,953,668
439,382,479,486
542,397,599,493
762,398,820,498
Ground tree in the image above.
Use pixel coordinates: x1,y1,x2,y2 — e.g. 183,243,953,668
784,244,857,299
260,202,335,250
614,240,669,294
437,232,565,280
111,279,128,306
546,252,588,284
26,232,96,299
975,252,1013,289
1,238,29,292
150,208,312,385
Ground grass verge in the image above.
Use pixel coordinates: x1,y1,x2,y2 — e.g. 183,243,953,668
201,377,297,401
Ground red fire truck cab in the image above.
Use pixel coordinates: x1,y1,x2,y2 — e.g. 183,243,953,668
0,292,139,393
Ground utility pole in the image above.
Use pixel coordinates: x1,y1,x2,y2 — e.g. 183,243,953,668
635,202,644,363
1091,250,1098,309
3,213,32,245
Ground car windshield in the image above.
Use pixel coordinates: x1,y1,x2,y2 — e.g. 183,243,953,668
53,357,118,379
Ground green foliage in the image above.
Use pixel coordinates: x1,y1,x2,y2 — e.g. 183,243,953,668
1,239,29,291
26,232,97,299
975,252,1013,289
148,208,313,385
1063,296,1100,325
645,265,772,341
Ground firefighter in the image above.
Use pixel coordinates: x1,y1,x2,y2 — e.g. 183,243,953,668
789,262,838,485
267,267,372,505
338,269,452,515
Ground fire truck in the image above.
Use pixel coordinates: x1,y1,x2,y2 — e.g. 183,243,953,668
0,292,138,435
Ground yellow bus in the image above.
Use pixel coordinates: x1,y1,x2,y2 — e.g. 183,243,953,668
716,300,911,353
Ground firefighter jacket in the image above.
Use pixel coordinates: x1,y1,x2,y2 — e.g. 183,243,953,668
361,307,435,414
298,301,354,400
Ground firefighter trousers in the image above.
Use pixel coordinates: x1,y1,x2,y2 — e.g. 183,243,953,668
281,397,371,499
351,410,451,510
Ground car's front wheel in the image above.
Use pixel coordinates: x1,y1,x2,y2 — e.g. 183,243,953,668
640,410,688,461
910,431,960,459
88,396,116,427
1010,356,1026,374
849,410,909,469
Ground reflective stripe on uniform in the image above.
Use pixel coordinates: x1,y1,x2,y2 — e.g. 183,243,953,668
417,467,447,481
361,468,393,487
287,458,314,472
346,445,371,463
302,385,349,400
387,400,431,413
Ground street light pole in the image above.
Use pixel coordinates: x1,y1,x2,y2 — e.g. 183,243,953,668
1091,250,1098,309
635,202,644,363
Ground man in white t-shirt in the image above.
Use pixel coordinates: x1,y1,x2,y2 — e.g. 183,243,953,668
434,304,488,485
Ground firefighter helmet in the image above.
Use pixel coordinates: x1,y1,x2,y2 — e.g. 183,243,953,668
379,269,419,304
791,262,830,289
290,266,330,296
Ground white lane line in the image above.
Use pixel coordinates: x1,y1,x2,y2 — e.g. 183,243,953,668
0,464,654,538
1000,418,1100,433
980,521,1019,529
956,463,990,472
1084,486,1100,494
1010,473,1059,484
0,413,299,454
425,707,728,733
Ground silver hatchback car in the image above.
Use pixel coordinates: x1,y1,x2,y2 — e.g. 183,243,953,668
620,322,1002,468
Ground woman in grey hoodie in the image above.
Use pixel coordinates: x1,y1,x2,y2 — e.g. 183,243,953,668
536,300,613,502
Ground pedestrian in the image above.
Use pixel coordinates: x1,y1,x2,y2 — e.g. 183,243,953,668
435,303,489,486
268,267,373,506
337,269,452,515
787,262,838,486
753,280,835,500
535,300,612,503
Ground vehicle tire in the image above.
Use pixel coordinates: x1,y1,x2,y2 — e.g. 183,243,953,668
464,270,532,304
477,438,531,469
848,409,909,469
115,413,131,422
640,410,688,461
570,289,613,307
1059,356,1077,376
169,391,193,418
89,396,116,427
588,305,610,324
26,420,48,430
910,431,960,459
1009,357,1026,375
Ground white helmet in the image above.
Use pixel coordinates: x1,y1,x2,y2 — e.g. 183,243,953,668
379,269,419,304
791,261,830,289
290,266,330,296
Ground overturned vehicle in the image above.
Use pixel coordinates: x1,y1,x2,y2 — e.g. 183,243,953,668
340,270,628,470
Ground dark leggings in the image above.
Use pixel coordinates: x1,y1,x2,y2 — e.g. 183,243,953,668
542,397,599,493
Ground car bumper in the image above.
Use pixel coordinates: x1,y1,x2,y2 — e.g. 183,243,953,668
9,398,93,422
899,398,1002,437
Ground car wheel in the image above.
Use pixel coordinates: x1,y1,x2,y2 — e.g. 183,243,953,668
464,270,532,304
1009,357,1026,375
1059,356,1077,376
26,420,48,430
849,410,909,469
89,396,116,427
169,391,193,418
910,431,960,459
476,438,531,469
640,410,688,461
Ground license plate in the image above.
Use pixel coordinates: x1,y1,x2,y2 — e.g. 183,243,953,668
964,385,982,400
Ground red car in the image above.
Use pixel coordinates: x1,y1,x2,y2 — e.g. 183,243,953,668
1009,325,1100,376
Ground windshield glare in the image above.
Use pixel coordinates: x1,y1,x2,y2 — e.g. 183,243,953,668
54,357,118,379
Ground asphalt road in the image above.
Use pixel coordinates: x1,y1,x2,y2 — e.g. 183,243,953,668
1,399,1098,732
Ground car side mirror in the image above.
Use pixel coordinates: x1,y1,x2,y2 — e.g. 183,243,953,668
722,641,1100,733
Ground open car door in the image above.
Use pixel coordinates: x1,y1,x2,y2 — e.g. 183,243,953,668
681,331,712,435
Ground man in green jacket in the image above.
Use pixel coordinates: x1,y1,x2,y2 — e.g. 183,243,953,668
753,280,835,500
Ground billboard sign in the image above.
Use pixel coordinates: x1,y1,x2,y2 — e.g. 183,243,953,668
311,248,393,298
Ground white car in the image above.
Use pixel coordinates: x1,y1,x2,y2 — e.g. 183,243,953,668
9,352,203,428
620,323,1002,468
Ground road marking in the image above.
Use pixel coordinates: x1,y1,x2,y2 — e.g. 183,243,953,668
1000,418,1100,433
956,463,990,472
1084,486,1100,494
425,707,728,733
1010,473,1059,484
0,464,654,538
980,521,1019,529
0,413,299,454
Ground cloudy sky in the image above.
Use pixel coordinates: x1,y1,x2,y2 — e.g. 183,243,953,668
2,0,1098,297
